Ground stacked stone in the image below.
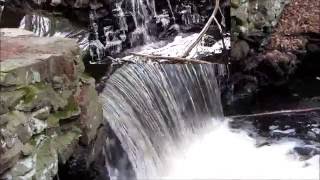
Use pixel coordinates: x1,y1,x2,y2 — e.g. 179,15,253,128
0,28,103,180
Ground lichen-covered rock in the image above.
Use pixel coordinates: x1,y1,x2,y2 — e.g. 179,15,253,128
0,111,32,145
9,155,36,179
0,28,79,87
54,129,81,163
32,107,51,121
0,29,103,179
0,28,102,180
231,0,290,37
0,90,26,115
15,84,69,112
0,135,23,174
34,138,58,180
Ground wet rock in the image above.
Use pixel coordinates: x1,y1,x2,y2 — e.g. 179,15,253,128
0,29,103,179
34,139,59,180
0,111,32,144
0,28,79,87
33,107,51,120
54,130,81,164
21,143,35,157
9,155,36,179
231,0,289,37
231,39,250,61
0,90,26,115
0,137,23,174
75,78,103,145
52,76,65,90
293,146,320,160
58,126,108,180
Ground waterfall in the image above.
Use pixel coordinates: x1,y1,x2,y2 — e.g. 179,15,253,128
19,14,89,50
101,64,224,178
166,0,175,21
130,0,156,44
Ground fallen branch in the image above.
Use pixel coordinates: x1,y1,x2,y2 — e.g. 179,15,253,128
214,7,227,51
130,53,214,64
181,0,220,58
229,107,320,119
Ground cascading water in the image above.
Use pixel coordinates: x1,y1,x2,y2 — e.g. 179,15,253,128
19,14,89,50
130,0,156,44
101,63,319,179
165,0,175,21
101,64,224,178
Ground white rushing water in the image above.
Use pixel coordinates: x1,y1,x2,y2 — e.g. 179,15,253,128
103,27,318,180
123,33,230,64
164,119,320,180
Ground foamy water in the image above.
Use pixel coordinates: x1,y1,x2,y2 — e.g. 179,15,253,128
164,120,319,180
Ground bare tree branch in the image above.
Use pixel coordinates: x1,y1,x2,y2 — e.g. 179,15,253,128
229,107,320,119
130,53,214,64
181,0,220,58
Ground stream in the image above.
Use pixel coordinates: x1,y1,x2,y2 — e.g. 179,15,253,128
1,0,319,179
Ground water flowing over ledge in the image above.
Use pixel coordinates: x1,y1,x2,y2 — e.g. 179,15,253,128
100,64,224,178
100,63,319,179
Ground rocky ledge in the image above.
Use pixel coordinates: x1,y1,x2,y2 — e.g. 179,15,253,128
0,28,103,180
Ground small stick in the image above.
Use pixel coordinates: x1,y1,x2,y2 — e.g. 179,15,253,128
229,107,320,119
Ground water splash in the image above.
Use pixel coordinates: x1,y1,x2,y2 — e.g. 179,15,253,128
166,120,320,179
101,63,319,180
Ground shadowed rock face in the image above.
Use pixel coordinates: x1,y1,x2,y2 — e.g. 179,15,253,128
224,0,320,115
0,29,103,179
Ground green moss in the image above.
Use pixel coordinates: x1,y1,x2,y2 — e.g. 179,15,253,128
35,137,58,180
53,97,79,120
18,83,47,104
80,72,92,80
47,115,60,128
20,86,37,103
53,129,81,163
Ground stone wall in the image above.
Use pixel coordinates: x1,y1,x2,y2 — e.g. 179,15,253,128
0,28,103,179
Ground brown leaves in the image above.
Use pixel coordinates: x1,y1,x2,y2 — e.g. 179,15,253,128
268,0,320,50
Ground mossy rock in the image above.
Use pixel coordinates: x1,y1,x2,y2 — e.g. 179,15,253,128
0,90,26,115
53,128,81,164
34,138,58,180
16,83,68,112
54,96,80,121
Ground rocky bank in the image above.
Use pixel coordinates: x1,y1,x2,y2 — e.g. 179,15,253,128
0,28,104,179
225,0,320,115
